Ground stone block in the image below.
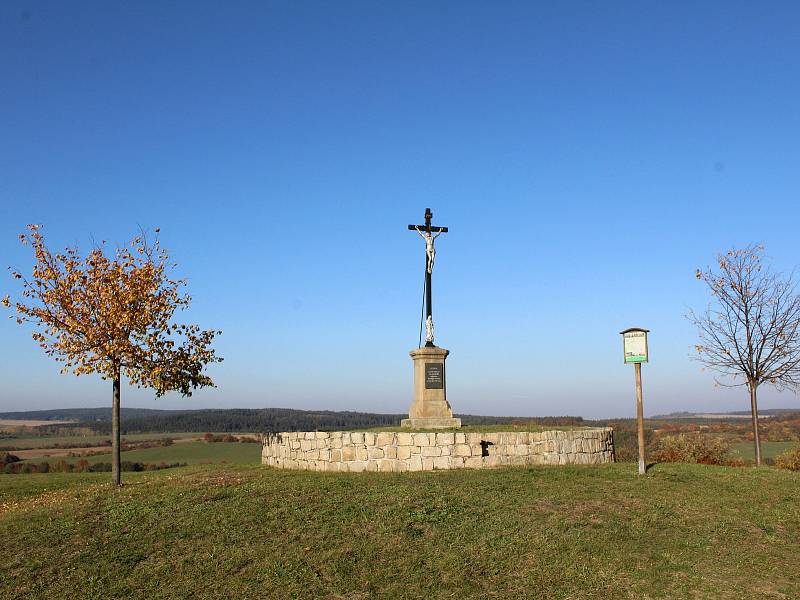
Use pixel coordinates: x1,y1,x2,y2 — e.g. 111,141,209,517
401,417,461,429
455,433,466,444
466,433,483,445
316,431,329,439
436,432,455,445
407,456,423,472
482,433,500,445
375,432,395,446
384,446,397,459
368,447,385,460
331,449,342,462
378,459,394,472
356,447,369,461
348,461,366,473
422,446,442,457
485,455,502,467
364,433,376,446
464,456,484,469
413,433,432,446
341,446,356,461
397,446,411,460
453,444,471,457
433,456,450,470
421,458,435,471
396,433,413,446
350,432,364,444
440,445,451,456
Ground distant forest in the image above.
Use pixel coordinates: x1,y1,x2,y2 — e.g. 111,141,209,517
0,407,584,434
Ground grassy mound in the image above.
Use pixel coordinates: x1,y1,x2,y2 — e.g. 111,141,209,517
1,463,798,599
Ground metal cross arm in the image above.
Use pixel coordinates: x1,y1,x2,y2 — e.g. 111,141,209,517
407,224,448,233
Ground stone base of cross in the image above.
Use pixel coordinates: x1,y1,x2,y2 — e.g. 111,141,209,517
401,346,461,429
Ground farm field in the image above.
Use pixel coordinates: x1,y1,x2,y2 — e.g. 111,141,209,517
0,432,205,450
0,419,76,429
15,441,263,466
732,441,799,461
1,462,798,599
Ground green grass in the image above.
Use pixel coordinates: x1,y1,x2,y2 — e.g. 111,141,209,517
0,432,204,450
26,441,262,465
1,462,798,599
733,440,799,461
362,424,581,433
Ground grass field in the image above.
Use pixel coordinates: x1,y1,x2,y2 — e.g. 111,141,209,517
1,462,798,599
16,441,262,465
363,424,581,433
0,432,204,450
732,440,799,461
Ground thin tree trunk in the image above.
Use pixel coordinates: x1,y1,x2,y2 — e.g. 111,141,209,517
112,367,121,485
749,382,762,466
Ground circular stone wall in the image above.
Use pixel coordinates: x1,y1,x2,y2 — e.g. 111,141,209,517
262,428,614,472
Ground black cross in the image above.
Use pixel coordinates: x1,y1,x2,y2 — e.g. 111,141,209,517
408,208,448,347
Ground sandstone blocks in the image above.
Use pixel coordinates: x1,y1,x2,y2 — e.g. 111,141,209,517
262,428,614,472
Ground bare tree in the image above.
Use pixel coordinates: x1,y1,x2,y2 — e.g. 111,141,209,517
689,245,800,465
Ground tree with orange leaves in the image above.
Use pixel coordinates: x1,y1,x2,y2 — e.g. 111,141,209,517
3,225,222,485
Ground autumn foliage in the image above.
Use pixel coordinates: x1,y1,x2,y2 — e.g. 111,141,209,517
3,225,222,484
774,448,800,471
4,225,221,395
652,434,737,466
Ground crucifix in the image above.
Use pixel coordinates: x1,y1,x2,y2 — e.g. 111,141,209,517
408,208,448,347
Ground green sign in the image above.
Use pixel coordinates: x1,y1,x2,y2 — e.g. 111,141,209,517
622,330,648,363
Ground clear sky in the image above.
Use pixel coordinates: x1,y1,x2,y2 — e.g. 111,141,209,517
2,1,800,418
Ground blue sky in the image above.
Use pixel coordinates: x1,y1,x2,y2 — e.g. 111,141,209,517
2,1,800,418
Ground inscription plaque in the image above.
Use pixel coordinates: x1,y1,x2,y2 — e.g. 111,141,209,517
425,363,444,389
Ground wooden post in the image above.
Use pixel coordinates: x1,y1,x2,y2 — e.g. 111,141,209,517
621,327,649,476
635,361,645,476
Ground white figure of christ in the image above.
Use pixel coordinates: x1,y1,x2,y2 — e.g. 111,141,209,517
415,226,444,274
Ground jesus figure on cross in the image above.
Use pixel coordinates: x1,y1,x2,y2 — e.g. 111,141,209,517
415,225,444,274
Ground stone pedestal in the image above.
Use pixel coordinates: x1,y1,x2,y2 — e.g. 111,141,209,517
401,346,461,429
